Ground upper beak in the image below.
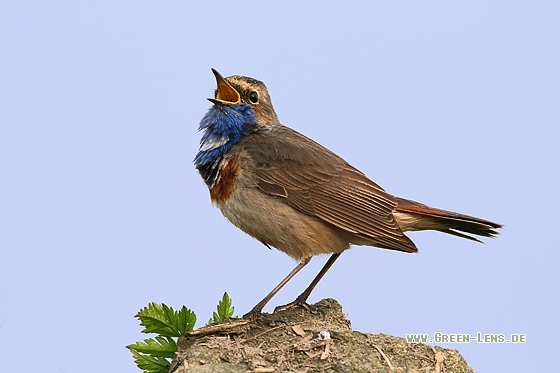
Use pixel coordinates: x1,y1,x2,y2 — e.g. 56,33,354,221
208,68,240,105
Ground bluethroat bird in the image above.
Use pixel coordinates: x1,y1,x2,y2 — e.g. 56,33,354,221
194,69,502,319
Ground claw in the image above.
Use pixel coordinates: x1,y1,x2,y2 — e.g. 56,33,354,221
242,309,286,326
274,299,325,316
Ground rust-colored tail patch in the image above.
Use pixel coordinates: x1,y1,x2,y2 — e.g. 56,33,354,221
394,197,503,242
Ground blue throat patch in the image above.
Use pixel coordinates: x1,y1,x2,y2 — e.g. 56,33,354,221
194,103,256,187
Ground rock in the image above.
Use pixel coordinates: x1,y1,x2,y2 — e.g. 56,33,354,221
171,298,474,373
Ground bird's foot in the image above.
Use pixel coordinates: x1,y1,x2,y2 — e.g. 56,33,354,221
242,309,286,327
274,299,324,316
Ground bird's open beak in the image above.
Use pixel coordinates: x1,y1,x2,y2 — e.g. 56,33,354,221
209,68,240,105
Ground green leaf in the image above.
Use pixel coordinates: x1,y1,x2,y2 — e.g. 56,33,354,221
126,335,176,358
136,303,196,337
128,348,170,373
208,292,236,325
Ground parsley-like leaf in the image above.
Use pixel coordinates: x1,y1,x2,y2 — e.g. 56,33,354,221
208,292,236,324
128,348,170,373
136,303,196,337
126,335,176,358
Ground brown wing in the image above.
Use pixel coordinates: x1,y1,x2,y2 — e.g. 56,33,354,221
241,125,417,253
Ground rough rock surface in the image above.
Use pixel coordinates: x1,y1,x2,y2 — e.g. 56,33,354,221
171,298,474,373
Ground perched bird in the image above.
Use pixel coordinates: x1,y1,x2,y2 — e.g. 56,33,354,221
194,69,502,319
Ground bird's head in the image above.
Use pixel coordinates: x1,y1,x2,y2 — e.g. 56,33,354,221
194,69,279,181
209,68,279,125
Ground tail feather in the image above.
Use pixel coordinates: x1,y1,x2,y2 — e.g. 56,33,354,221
394,197,503,242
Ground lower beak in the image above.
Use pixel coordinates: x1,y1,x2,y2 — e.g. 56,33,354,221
210,68,240,104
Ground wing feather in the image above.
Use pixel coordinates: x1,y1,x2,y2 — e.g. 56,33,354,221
241,126,417,253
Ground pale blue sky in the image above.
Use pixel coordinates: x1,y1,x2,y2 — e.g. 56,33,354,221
1,2,559,372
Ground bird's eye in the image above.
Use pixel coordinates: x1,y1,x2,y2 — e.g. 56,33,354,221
249,91,259,103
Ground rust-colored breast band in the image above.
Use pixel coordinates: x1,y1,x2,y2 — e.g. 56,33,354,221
210,154,241,202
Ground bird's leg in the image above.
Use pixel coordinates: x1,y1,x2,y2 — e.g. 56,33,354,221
243,256,312,321
274,253,341,314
